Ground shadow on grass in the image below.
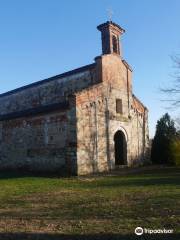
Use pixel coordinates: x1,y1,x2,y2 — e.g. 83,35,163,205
0,170,72,179
91,176,180,188
0,167,179,188
0,233,179,240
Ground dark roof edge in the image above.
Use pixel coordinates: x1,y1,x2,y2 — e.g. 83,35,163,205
122,59,133,72
97,21,125,33
0,63,95,98
132,94,148,111
0,101,69,121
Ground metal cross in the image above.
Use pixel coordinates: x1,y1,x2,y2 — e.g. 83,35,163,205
107,8,113,21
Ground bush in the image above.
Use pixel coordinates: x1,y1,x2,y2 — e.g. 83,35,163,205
170,138,180,166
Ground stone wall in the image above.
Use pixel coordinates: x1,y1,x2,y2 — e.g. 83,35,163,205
76,84,109,175
0,105,77,173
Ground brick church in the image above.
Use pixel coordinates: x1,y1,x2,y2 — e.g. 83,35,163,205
0,21,149,175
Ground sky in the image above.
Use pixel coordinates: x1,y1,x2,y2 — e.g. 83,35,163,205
0,0,180,137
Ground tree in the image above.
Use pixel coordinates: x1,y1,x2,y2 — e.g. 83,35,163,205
151,113,177,164
175,117,180,134
170,136,180,166
161,55,180,108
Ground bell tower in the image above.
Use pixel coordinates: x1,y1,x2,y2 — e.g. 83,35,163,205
97,21,125,57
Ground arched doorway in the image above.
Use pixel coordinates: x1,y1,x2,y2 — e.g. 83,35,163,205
114,130,127,165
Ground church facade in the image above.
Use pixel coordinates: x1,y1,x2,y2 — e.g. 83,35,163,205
0,21,149,175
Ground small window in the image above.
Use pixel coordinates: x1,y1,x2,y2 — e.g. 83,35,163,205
112,35,118,53
116,99,123,114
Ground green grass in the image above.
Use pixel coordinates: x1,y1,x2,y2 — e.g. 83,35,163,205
0,167,179,239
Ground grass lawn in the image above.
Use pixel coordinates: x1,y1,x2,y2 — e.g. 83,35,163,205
0,166,179,240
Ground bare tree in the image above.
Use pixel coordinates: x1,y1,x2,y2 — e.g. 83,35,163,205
161,54,180,108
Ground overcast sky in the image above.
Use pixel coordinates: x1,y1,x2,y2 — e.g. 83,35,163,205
0,0,180,137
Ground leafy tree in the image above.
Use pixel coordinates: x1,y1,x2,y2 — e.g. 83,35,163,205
151,113,177,164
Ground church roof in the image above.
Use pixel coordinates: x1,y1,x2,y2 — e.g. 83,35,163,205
0,63,95,98
132,94,148,114
122,60,133,72
97,21,125,33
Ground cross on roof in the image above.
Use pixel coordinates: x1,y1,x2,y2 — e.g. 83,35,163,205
107,8,114,21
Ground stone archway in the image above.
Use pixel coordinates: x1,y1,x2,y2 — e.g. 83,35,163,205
114,130,127,165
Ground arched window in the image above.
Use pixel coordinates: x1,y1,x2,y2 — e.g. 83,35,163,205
112,35,118,53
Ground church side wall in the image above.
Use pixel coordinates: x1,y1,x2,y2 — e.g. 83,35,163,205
0,101,77,174
129,109,145,165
